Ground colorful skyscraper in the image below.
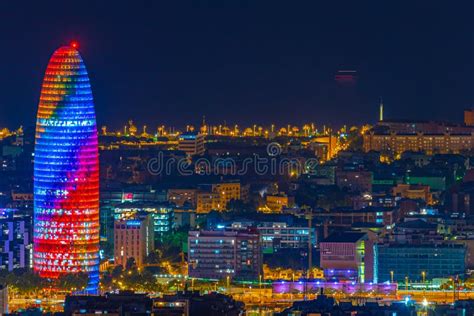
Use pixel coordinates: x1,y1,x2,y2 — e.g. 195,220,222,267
33,44,99,292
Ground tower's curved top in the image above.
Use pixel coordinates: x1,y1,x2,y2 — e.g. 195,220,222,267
37,45,95,123
33,44,99,293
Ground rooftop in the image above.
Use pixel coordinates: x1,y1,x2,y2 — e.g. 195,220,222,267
321,231,367,243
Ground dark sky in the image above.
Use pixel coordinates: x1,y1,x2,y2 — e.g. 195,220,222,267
0,1,473,129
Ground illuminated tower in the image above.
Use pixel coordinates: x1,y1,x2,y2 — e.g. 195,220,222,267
379,97,384,121
33,43,99,292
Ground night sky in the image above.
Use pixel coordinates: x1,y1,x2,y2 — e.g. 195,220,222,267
0,1,473,129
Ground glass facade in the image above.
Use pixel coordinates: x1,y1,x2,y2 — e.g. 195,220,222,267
114,203,174,242
375,244,465,283
33,45,99,293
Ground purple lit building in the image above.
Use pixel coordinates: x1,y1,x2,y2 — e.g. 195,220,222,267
0,209,31,271
319,232,374,283
272,280,396,295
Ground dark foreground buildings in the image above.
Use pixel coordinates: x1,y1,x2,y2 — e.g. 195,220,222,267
63,290,244,316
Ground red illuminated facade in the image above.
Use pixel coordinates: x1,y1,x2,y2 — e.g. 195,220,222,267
33,44,99,292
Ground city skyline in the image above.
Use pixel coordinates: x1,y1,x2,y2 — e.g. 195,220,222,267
2,2,474,314
0,1,473,128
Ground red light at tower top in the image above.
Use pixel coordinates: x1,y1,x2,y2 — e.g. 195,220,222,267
70,41,79,49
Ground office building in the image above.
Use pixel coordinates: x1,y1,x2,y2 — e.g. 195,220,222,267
317,207,398,227
374,243,466,283
363,131,474,155
114,214,154,268
188,229,262,280
178,132,205,156
33,44,100,292
100,187,166,241
320,232,374,282
114,202,174,242
0,209,31,271
231,222,315,253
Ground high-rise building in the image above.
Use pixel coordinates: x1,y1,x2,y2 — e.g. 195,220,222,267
114,214,154,268
0,209,31,271
33,44,100,292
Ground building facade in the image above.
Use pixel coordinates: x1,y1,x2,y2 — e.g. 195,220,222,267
320,232,374,282
100,187,167,241
114,214,154,268
230,222,315,253
319,207,398,228
391,183,432,204
363,131,474,155
188,229,262,280
178,132,205,156
196,182,243,213
374,243,466,283
33,44,100,292
0,209,31,271
114,202,174,242
265,194,295,212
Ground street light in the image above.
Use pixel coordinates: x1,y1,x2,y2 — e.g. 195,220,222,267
422,271,426,284
422,298,428,308
405,276,409,291
390,271,394,283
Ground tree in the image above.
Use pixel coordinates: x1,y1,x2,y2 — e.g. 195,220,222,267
3,270,47,297
111,265,123,278
125,257,137,270
145,250,160,265
226,199,256,214
56,272,89,293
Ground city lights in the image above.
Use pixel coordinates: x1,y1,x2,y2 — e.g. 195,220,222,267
33,44,100,293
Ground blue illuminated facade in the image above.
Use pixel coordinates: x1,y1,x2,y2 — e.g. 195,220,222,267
33,44,100,293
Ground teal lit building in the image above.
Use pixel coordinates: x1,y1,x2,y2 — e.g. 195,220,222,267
374,244,466,283
99,187,167,241
114,202,174,243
